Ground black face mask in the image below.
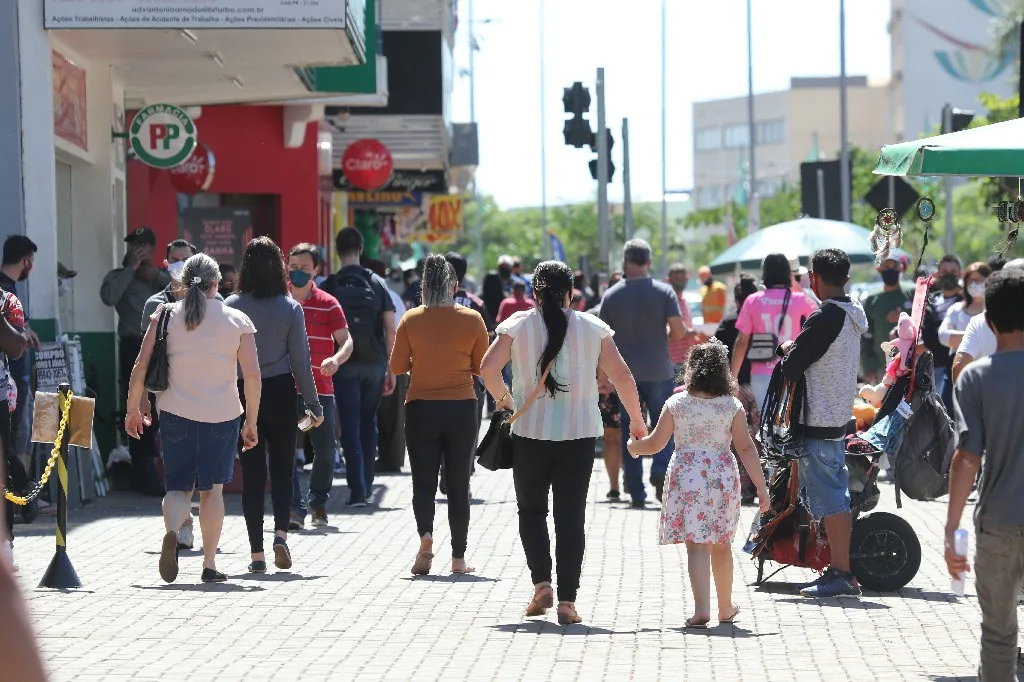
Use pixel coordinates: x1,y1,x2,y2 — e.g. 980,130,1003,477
938,273,960,291
880,270,901,286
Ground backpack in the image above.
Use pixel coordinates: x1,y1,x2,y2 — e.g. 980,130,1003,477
328,268,384,364
893,351,955,506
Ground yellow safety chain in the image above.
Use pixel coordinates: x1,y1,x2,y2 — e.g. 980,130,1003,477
3,391,73,505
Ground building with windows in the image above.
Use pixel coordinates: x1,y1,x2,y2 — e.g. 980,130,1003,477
692,76,892,210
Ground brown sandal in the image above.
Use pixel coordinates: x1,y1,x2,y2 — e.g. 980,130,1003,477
410,551,434,576
556,602,582,625
525,582,554,617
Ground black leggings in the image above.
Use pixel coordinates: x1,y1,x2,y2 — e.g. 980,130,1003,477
406,399,478,559
240,374,298,554
1,401,17,539
513,436,595,602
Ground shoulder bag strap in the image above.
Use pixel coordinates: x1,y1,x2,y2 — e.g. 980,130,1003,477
507,360,554,425
777,289,791,335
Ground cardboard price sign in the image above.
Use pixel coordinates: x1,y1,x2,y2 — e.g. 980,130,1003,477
428,196,462,235
35,342,70,394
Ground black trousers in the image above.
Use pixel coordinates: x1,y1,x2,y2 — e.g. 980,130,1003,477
376,373,408,471
1,400,18,538
119,337,161,493
513,436,596,602
240,374,298,554
406,399,478,559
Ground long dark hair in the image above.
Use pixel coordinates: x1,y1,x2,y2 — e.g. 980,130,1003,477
237,236,287,299
532,260,573,397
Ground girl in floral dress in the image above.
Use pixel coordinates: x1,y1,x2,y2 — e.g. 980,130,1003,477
628,340,769,628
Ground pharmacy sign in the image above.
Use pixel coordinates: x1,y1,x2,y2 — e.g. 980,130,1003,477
129,104,197,169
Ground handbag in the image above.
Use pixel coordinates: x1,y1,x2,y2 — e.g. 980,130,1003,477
475,362,553,471
747,289,790,363
144,305,171,393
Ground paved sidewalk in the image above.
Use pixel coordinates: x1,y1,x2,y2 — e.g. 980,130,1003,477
11,459,1003,681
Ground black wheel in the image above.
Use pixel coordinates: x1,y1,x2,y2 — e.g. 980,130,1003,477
850,512,921,592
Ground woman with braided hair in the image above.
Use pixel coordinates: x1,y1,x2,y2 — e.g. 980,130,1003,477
481,260,646,625
390,253,489,576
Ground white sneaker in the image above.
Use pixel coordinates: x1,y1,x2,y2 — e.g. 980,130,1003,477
177,525,194,550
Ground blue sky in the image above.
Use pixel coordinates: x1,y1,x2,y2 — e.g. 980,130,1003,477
449,0,892,209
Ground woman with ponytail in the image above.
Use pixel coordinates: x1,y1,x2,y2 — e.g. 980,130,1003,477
389,254,489,576
480,260,646,625
126,253,261,584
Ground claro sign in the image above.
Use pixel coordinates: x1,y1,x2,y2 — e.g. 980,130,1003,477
341,139,394,191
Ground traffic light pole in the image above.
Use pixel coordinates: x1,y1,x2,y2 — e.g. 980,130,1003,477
622,118,634,240
596,68,610,276
943,104,954,255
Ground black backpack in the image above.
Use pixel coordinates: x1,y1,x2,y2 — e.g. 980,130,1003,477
328,269,384,364
893,352,955,505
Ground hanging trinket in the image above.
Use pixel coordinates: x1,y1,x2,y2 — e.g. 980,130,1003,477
916,197,935,222
870,208,903,265
994,184,1022,258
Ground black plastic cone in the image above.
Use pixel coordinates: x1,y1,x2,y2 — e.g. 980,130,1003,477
39,549,81,589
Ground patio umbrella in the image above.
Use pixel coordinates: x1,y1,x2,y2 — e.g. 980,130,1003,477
874,117,1024,177
708,218,902,275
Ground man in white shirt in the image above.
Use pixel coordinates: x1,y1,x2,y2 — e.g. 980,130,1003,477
953,258,1024,383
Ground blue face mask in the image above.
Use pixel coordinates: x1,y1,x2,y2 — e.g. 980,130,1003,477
289,270,313,288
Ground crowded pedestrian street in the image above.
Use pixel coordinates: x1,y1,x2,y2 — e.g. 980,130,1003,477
16,460,985,681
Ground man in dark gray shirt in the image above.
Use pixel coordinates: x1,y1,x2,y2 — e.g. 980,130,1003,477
946,268,1024,680
599,239,688,507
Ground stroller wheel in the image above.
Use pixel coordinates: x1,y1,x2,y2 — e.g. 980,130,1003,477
850,512,921,592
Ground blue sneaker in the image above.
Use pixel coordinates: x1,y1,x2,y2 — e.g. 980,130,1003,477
799,568,861,598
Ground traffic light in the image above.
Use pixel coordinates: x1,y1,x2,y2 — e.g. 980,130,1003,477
588,129,615,181
941,104,975,134
562,82,593,148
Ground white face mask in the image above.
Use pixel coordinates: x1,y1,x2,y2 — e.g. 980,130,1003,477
967,282,986,299
58,278,73,297
167,261,186,282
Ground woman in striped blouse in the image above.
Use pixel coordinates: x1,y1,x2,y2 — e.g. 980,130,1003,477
481,260,645,625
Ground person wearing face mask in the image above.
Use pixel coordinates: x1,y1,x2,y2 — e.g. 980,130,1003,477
860,254,915,384
941,261,992,376
217,263,238,298
921,255,963,412
101,227,172,496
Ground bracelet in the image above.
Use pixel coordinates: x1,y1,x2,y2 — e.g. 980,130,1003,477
497,388,510,403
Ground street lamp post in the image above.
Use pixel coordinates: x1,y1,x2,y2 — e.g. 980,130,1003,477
839,0,851,223
746,0,756,206
659,0,668,276
540,0,549,259
469,0,485,281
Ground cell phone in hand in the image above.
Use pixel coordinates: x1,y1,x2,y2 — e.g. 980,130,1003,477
298,409,316,432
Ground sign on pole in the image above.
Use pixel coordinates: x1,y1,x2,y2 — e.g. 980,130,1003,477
43,1,346,29
129,104,197,170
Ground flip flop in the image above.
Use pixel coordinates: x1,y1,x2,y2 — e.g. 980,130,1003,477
719,606,741,625
684,616,710,629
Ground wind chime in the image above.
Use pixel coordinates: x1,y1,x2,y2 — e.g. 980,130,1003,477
869,208,903,265
993,179,1023,256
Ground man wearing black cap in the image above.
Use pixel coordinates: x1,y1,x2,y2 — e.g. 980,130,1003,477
100,227,170,495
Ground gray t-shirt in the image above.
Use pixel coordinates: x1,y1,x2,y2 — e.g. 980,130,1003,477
598,277,681,382
224,292,322,419
954,350,1024,526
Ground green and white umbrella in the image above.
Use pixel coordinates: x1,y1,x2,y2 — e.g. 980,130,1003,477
874,117,1024,177
708,218,904,275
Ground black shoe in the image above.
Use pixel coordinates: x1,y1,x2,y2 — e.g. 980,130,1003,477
606,490,621,501
201,568,227,583
273,537,292,570
650,474,665,503
248,560,267,573
630,500,647,509
20,498,39,525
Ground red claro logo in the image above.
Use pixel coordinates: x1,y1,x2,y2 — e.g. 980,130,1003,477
342,139,393,191
168,142,215,195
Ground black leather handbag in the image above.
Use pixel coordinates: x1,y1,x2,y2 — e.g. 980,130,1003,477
475,362,552,471
144,306,171,393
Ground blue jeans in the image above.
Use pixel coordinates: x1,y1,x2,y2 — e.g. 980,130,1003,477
936,365,955,417
159,412,240,492
619,379,676,503
334,362,386,503
292,395,338,517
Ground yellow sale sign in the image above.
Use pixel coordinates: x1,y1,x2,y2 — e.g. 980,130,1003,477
428,196,462,235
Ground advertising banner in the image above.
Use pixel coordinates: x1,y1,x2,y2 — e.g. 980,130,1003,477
44,0,346,29
180,208,253,272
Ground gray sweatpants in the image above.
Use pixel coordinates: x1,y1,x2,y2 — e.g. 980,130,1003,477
975,520,1024,681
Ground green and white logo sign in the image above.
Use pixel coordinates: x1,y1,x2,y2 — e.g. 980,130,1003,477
129,104,197,169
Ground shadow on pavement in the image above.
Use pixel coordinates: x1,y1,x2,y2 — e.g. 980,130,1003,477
231,573,325,582
752,581,799,595
131,582,266,593
668,626,779,638
490,622,662,636
774,597,890,610
290,527,353,536
928,677,977,682
879,588,964,603
400,574,500,583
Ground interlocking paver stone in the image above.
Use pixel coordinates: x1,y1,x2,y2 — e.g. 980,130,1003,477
10,459,1014,681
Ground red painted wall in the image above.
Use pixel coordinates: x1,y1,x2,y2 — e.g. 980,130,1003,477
127,105,320,253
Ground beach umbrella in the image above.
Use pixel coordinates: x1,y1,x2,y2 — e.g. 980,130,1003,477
874,117,1024,178
708,218,904,275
